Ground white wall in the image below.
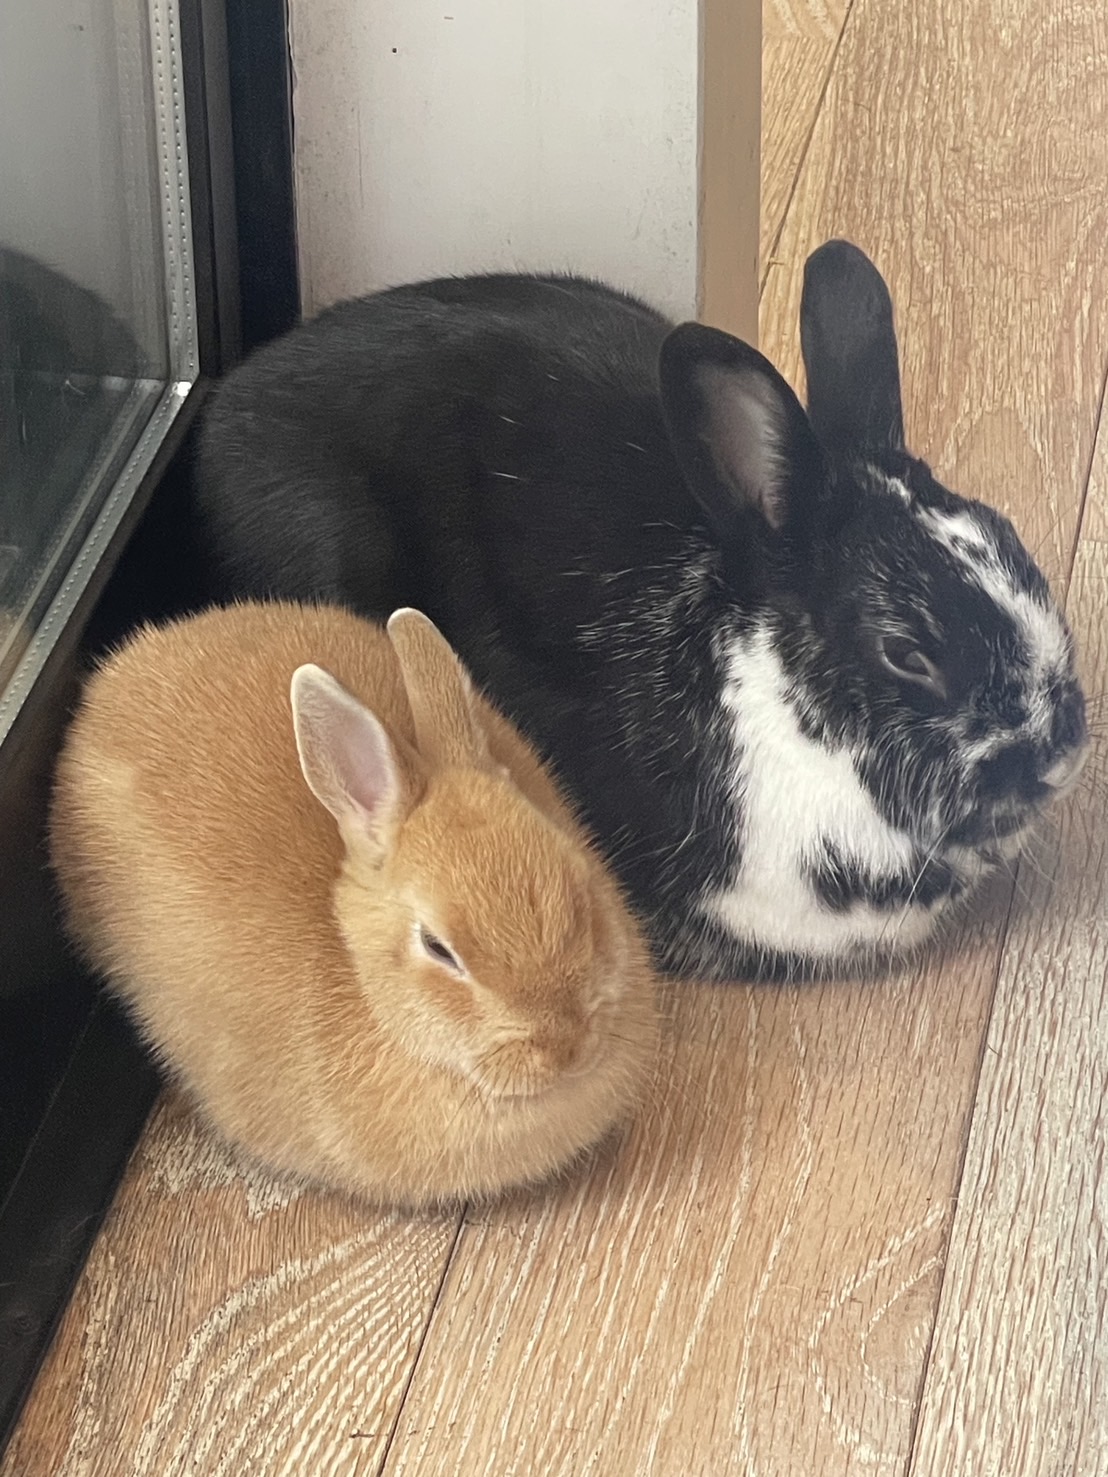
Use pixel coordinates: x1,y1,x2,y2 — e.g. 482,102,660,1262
289,0,760,335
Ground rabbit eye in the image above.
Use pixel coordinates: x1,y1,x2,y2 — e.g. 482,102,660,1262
878,636,948,699
419,926,462,972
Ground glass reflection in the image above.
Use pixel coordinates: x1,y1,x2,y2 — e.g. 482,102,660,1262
0,0,192,692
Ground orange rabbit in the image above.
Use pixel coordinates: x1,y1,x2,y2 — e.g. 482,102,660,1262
49,601,659,1208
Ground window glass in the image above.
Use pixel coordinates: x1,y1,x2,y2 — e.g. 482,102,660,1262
0,0,196,698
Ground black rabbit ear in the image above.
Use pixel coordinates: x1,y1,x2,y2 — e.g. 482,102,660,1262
800,239,905,457
659,323,826,536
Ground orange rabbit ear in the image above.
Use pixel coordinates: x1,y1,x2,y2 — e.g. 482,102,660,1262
386,608,493,771
291,664,403,853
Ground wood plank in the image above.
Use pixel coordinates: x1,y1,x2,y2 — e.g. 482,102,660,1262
378,929,1012,1475
0,1096,461,1476
763,0,1108,589
908,435,1108,1477
760,0,851,272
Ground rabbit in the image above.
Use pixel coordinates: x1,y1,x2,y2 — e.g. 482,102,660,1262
48,600,660,1209
193,241,1089,981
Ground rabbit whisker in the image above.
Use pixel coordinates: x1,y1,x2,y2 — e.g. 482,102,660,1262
880,826,953,956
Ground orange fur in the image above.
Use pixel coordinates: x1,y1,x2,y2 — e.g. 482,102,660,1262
49,601,659,1208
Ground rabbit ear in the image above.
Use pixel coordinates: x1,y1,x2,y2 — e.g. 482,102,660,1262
659,322,826,536
386,608,493,771
800,239,905,457
291,664,402,850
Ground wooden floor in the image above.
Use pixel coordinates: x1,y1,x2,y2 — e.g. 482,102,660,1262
6,1,1108,1472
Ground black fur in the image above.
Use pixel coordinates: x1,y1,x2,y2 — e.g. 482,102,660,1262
811,843,963,913
194,244,1085,979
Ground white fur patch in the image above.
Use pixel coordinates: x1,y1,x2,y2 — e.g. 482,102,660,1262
918,507,1070,740
868,467,912,504
705,626,954,958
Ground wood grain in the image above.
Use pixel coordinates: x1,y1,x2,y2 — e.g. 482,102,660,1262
760,0,851,271
5,1,1108,1473
908,430,1108,1477
0,1097,461,1476
762,0,1108,592
378,935,1014,1475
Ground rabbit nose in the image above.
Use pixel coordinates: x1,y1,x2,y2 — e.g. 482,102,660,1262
531,1016,590,1076
1041,686,1088,792
535,1035,581,1075
1042,742,1087,792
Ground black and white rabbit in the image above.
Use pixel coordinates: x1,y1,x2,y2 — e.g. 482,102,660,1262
194,241,1088,979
